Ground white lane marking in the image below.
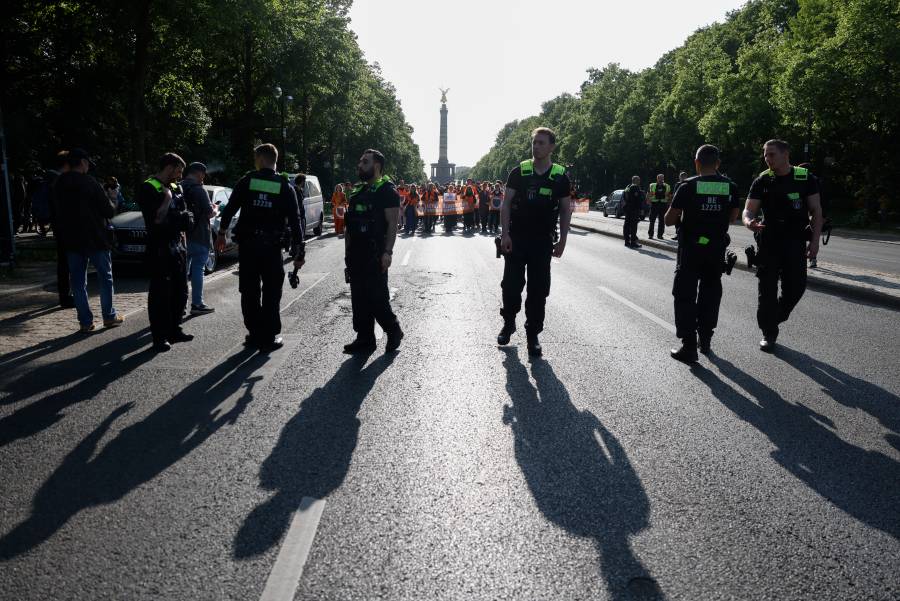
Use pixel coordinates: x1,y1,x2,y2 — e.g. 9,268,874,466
597,285,676,334
258,497,326,601
374,287,399,340
280,273,330,313
401,250,411,266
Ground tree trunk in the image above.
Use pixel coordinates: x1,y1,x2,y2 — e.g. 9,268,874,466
128,0,153,187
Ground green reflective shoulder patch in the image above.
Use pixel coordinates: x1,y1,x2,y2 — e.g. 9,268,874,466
144,178,163,193
249,178,282,194
696,181,731,196
794,167,808,181
520,160,534,176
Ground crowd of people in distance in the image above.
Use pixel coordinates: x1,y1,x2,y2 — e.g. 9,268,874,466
331,178,507,237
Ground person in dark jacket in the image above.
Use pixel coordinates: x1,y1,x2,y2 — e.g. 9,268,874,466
180,162,215,315
52,148,122,332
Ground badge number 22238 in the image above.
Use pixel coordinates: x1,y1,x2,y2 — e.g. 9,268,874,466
253,193,273,209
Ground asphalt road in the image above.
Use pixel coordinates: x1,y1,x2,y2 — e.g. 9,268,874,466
581,211,900,276
1,228,898,600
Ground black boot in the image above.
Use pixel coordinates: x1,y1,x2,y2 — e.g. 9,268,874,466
258,335,285,352
497,320,516,345
386,326,404,352
698,333,712,355
670,336,698,362
344,337,377,355
759,334,777,353
168,329,194,343
526,333,542,357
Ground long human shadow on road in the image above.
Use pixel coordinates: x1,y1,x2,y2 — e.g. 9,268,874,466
0,327,155,447
234,352,395,559
501,349,666,600
774,346,900,447
0,347,265,560
691,354,900,539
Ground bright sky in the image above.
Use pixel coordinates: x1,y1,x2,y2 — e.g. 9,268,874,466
349,0,747,172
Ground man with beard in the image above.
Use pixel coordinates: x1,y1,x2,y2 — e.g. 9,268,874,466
342,149,403,354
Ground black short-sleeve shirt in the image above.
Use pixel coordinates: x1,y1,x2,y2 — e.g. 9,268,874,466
347,178,400,253
748,167,819,240
672,174,740,250
505,164,571,237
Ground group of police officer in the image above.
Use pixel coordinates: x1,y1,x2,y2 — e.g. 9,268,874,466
662,139,822,361
137,131,821,363
137,143,403,355
494,130,822,363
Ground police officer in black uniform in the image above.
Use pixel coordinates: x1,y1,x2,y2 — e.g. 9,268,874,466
622,176,643,248
497,127,572,357
647,174,671,239
343,148,403,354
216,143,304,352
137,153,194,352
665,145,741,362
743,139,823,352
671,171,688,241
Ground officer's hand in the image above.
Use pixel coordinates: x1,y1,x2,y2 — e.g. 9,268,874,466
501,234,512,254
807,239,819,260
215,232,227,253
293,257,305,270
381,252,392,273
746,218,765,233
552,240,566,258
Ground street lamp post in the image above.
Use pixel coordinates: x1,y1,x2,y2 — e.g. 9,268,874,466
273,86,293,162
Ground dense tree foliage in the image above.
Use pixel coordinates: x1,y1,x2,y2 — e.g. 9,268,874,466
0,0,425,193
472,0,899,210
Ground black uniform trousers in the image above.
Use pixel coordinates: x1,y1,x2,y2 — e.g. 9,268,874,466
348,247,399,341
623,207,640,245
147,243,188,344
756,239,807,338
500,235,553,334
648,203,667,238
673,246,724,341
238,241,285,342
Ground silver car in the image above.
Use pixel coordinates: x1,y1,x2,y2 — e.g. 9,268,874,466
110,185,238,274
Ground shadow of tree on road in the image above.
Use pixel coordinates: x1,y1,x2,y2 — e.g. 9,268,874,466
501,349,666,600
691,354,900,540
233,352,395,559
0,347,265,560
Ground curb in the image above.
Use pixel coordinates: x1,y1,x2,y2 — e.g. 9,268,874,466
570,222,900,310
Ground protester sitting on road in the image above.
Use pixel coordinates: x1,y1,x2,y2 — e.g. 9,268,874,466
52,148,122,332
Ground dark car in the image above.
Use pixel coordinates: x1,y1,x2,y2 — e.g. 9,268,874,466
602,189,648,220
110,185,238,274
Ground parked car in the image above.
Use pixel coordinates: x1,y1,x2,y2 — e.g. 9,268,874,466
594,195,608,211
286,173,325,237
602,189,648,220
110,185,238,274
